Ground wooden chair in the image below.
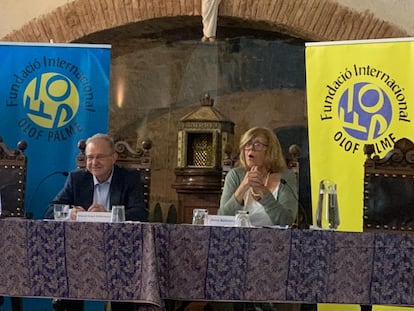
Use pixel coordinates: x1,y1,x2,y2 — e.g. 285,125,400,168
363,137,414,232
221,142,238,190
0,136,28,311
0,137,27,218
359,138,414,311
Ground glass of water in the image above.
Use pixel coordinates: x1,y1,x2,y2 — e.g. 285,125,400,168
192,209,208,225
235,210,252,227
111,205,126,223
54,204,70,221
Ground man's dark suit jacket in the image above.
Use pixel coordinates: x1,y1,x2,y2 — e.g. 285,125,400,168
44,165,148,221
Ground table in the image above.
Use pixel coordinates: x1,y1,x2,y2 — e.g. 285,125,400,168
155,225,414,306
1,219,414,309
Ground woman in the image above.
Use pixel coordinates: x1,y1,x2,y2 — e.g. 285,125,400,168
219,126,298,227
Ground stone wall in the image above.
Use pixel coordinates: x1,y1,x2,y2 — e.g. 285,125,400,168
104,31,306,219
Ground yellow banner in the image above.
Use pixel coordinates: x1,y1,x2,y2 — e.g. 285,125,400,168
306,38,414,233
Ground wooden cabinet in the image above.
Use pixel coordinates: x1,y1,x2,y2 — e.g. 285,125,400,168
173,95,234,224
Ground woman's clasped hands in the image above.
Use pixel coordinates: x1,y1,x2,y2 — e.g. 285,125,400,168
238,166,267,198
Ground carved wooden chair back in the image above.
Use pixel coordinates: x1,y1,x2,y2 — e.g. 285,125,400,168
363,137,414,232
0,137,28,217
221,142,238,190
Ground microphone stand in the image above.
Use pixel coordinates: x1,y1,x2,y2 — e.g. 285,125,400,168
281,178,309,229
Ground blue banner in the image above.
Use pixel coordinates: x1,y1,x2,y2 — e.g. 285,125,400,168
0,42,111,219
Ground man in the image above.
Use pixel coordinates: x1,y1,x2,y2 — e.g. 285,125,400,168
45,133,147,221
45,133,148,311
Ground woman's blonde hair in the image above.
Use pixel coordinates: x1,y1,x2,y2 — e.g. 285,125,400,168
238,127,286,173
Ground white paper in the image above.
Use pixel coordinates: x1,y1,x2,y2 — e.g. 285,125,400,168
76,211,112,223
207,215,236,227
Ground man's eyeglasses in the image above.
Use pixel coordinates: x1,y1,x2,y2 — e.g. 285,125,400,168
86,153,114,161
244,141,268,151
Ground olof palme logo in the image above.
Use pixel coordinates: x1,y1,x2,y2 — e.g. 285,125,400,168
24,72,79,129
330,81,396,155
321,64,410,155
338,82,392,141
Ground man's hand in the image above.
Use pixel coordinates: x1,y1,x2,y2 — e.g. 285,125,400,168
71,205,86,220
87,204,107,212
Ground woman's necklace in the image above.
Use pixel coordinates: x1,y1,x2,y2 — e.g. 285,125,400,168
251,172,270,201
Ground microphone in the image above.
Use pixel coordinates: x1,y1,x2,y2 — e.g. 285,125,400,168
281,178,309,229
25,171,69,219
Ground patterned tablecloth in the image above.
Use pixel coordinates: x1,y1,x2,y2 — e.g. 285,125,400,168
0,219,414,308
155,224,414,306
0,219,160,309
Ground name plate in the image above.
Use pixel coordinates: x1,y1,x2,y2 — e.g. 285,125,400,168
207,215,235,227
76,211,112,223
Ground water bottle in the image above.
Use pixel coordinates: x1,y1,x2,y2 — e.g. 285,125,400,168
316,180,340,230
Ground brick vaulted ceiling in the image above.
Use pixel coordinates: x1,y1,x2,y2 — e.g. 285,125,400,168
1,0,408,43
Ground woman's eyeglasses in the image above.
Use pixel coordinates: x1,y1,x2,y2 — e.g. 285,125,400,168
244,141,268,151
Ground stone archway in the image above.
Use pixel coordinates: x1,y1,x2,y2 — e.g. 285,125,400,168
2,0,407,43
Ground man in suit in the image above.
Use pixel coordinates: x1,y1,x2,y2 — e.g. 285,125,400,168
45,133,148,311
45,133,147,221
